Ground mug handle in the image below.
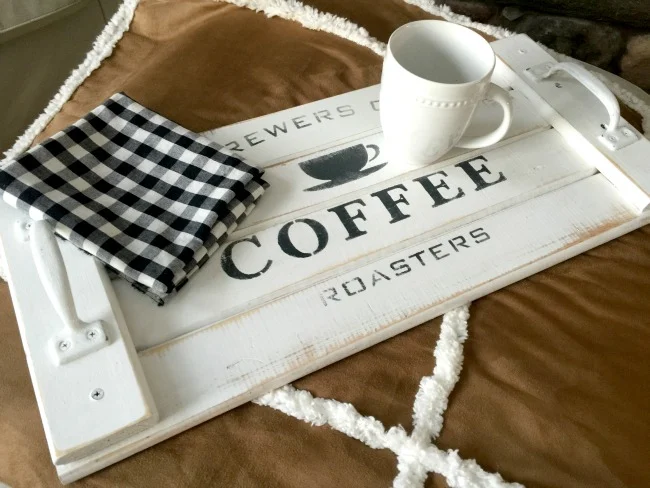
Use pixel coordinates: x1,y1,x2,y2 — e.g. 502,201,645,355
456,84,513,149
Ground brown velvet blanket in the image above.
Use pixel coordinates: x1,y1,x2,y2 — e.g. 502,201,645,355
1,1,649,486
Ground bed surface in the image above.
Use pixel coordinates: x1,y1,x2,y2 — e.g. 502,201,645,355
1,1,649,486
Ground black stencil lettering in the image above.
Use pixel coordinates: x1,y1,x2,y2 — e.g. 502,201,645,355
337,105,355,117
409,250,427,267
314,110,333,122
320,287,340,306
370,184,411,224
278,218,329,258
413,171,465,207
263,122,289,137
470,227,491,243
371,270,391,286
292,116,312,129
327,199,368,240
221,235,272,280
343,277,366,296
429,244,450,260
456,155,506,191
244,132,265,147
225,140,244,152
449,235,470,252
390,259,412,276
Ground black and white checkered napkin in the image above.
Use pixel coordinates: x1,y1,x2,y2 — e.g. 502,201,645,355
0,93,267,304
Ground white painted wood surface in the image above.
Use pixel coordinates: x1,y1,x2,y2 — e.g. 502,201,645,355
201,85,383,166
0,209,158,465
201,69,535,171
118,129,594,350
0,35,647,483
56,173,649,483
493,35,650,212
230,89,546,233
118,85,551,350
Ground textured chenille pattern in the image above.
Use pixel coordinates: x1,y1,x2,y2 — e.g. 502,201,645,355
0,93,267,304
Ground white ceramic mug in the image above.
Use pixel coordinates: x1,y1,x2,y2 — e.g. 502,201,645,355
380,20,513,167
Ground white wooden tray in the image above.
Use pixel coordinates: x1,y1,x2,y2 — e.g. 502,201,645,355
1,35,649,483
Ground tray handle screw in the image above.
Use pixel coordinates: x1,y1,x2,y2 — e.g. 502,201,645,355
90,388,104,401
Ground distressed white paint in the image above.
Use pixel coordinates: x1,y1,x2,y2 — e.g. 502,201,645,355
55,174,648,483
0,207,157,465
226,89,547,232
0,35,648,483
493,35,650,212
202,86,383,166
119,83,552,350
118,129,593,350
200,67,531,171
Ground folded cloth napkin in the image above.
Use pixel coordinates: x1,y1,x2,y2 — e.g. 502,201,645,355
0,93,268,304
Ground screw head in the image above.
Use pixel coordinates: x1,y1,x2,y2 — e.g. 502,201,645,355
90,388,104,401
622,128,632,137
58,340,71,351
607,135,617,142
554,82,562,88
518,48,527,54
86,329,98,341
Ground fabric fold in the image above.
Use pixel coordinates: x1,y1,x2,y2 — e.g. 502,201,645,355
0,93,268,304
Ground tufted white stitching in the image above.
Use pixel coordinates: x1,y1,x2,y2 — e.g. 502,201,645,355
255,305,523,488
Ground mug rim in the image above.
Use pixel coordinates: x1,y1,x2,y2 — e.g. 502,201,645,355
386,20,496,88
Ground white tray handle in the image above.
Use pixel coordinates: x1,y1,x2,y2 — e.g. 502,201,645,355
28,220,109,365
534,62,621,135
29,220,83,333
524,59,639,153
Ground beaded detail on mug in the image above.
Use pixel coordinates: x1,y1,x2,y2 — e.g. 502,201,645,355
414,96,472,108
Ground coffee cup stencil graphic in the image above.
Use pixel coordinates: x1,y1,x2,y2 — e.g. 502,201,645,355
300,143,387,191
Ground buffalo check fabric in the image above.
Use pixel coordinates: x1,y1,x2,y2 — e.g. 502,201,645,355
0,93,268,304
